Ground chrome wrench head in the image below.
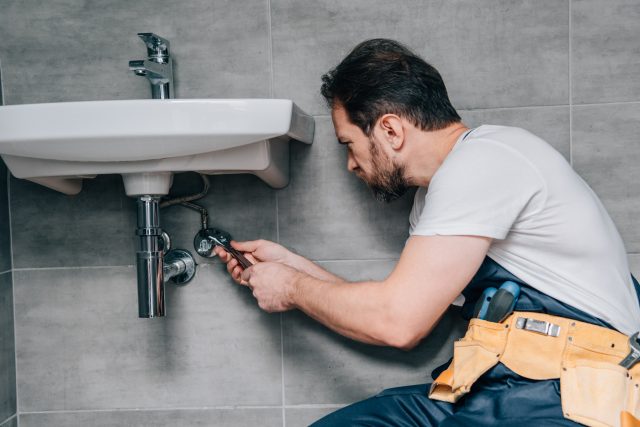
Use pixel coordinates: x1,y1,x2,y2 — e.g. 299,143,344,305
620,332,640,369
197,228,253,269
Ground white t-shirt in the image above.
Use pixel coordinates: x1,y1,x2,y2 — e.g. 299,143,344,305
409,125,640,335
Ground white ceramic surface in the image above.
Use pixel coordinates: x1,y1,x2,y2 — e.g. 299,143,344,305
0,99,314,195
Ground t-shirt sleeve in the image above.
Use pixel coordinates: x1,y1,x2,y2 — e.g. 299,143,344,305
411,140,546,240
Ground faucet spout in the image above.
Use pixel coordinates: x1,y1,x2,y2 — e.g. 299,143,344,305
129,32,174,99
129,59,173,99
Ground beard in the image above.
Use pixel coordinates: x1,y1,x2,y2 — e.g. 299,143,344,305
366,139,409,203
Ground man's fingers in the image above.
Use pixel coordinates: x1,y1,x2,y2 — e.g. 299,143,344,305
232,265,243,282
230,239,262,252
214,246,230,262
226,258,238,275
241,265,254,282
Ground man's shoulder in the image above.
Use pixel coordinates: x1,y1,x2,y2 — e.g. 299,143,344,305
457,125,543,152
446,124,558,174
442,125,541,171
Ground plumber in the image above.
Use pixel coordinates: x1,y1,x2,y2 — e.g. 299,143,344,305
215,39,640,426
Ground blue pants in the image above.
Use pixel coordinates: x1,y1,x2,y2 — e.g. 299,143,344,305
311,363,581,426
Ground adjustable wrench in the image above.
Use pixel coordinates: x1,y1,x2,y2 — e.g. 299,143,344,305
194,228,254,269
619,332,640,369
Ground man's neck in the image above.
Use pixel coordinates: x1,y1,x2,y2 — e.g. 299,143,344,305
405,122,469,187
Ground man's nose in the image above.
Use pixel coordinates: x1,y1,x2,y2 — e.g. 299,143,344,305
347,151,358,172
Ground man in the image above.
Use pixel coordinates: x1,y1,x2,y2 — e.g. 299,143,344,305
214,39,640,425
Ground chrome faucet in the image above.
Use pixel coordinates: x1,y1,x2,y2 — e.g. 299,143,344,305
129,33,174,99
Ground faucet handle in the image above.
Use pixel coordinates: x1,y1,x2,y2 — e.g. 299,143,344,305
137,33,170,63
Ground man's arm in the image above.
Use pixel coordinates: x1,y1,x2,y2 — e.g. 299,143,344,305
290,235,491,349
287,252,346,283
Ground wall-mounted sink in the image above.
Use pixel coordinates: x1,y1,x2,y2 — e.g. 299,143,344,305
0,31,316,320
0,98,314,195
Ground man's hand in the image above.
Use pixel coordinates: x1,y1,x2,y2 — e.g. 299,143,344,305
214,239,293,284
240,262,301,312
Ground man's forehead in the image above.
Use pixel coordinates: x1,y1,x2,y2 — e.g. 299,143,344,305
331,105,351,136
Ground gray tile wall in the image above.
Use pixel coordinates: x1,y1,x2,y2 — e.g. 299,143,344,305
0,417,17,427
1,179,16,425
0,1,638,426
0,59,17,427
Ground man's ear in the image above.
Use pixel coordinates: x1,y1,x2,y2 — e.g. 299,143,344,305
377,114,405,150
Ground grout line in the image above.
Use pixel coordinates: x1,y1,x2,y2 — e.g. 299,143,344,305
0,269,10,276
461,104,569,112
314,100,640,121
0,58,5,106
267,0,274,99
0,414,17,426
11,260,403,272
19,404,348,415
13,265,135,272
569,0,573,166
314,258,399,263
8,170,19,427
571,100,640,107
280,313,286,427
284,404,347,409
275,193,280,244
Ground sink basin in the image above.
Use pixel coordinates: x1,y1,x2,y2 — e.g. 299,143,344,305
0,99,314,195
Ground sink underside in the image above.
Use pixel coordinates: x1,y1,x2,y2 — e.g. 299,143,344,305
0,99,314,195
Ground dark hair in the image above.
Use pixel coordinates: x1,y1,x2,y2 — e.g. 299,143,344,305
321,39,461,135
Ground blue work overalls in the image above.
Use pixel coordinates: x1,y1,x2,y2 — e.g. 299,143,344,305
311,256,640,426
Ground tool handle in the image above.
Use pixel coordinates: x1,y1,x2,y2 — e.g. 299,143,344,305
472,287,497,319
484,281,520,323
225,246,254,269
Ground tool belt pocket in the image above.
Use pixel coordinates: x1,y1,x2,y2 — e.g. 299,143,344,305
561,360,628,426
560,333,639,427
429,318,508,403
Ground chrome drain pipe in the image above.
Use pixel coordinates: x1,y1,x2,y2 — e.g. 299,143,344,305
136,195,164,318
136,196,196,318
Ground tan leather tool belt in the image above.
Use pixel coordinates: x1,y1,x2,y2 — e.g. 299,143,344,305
429,311,640,427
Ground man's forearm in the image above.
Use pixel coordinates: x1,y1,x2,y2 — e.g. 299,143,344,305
287,253,345,283
289,272,409,347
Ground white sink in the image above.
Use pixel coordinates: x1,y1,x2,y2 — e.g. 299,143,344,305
0,99,314,195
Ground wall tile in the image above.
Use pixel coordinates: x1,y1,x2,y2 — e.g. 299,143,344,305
14,265,282,411
20,408,282,427
460,106,571,161
0,273,16,423
630,254,640,279
160,173,277,266
272,0,569,115
572,0,640,104
0,59,4,103
0,0,270,104
572,104,640,252
0,416,16,427
0,162,10,273
285,407,342,427
277,117,415,261
283,260,467,404
10,174,136,268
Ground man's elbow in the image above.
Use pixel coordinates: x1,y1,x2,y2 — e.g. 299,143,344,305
382,324,428,351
